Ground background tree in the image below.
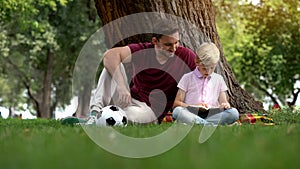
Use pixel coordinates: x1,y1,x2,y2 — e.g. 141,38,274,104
215,0,300,108
0,0,100,118
93,0,265,113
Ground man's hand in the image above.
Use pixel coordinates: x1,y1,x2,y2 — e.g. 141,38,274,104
116,85,131,108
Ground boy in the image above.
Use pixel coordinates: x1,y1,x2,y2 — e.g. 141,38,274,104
172,42,239,125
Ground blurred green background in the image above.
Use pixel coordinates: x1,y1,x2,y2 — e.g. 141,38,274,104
1,1,300,168
0,0,299,119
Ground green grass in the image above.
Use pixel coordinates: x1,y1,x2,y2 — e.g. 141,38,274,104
1,110,300,169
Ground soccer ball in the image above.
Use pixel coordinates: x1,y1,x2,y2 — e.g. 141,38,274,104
96,105,128,127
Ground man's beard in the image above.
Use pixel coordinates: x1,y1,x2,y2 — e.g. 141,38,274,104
159,50,175,58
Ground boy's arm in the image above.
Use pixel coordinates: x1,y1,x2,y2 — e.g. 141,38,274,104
218,91,231,109
174,88,214,115
173,89,189,108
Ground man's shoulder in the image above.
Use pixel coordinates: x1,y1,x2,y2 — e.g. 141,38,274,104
175,46,196,60
176,46,195,53
128,42,154,52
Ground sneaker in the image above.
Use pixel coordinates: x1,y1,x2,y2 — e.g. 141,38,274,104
85,115,97,125
84,110,102,125
61,116,87,125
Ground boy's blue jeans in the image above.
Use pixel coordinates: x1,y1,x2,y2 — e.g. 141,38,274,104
172,106,239,125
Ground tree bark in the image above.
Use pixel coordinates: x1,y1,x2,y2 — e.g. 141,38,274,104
40,49,54,118
94,0,265,113
75,82,92,118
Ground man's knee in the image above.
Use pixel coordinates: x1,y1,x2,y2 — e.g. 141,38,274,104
124,105,157,124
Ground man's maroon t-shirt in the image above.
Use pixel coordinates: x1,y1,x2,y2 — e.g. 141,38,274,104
128,42,196,121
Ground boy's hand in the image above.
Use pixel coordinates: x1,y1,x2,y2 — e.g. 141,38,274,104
220,103,230,109
198,102,209,108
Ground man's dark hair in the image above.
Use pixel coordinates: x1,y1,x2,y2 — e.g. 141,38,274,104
152,21,179,40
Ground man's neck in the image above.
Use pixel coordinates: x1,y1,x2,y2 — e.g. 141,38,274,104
156,54,169,65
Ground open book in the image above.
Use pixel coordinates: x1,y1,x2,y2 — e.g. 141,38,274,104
187,105,224,118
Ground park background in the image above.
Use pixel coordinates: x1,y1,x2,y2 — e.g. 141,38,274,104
1,0,300,169
1,0,300,119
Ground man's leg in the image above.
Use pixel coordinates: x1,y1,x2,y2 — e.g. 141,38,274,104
86,64,129,124
123,99,157,124
90,64,129,113
89,64,158,124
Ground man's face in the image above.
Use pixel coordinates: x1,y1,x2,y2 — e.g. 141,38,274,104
152,32,180,58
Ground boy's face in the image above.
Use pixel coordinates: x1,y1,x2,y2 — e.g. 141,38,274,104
195,58,217,78
152,32,180,58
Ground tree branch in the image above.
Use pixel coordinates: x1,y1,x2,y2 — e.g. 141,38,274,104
291,88,300,105
4,57,40,115
252,79,279,104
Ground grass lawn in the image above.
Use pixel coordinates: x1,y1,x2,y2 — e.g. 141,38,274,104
1,110,300,169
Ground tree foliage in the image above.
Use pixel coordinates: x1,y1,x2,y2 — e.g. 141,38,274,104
215,0,300,107
0,0,100,117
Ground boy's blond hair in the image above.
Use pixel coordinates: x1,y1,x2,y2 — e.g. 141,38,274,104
196,42,220,66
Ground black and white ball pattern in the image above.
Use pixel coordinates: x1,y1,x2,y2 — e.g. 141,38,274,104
96,105,128,127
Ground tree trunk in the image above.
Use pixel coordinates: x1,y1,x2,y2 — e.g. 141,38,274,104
40,49,54,118
94,0,265,114
8,106,14,118
75,83,92,118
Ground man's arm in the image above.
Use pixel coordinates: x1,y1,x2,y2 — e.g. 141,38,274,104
103,46,132,107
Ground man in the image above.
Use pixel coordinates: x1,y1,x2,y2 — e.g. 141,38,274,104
87,21,197,124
